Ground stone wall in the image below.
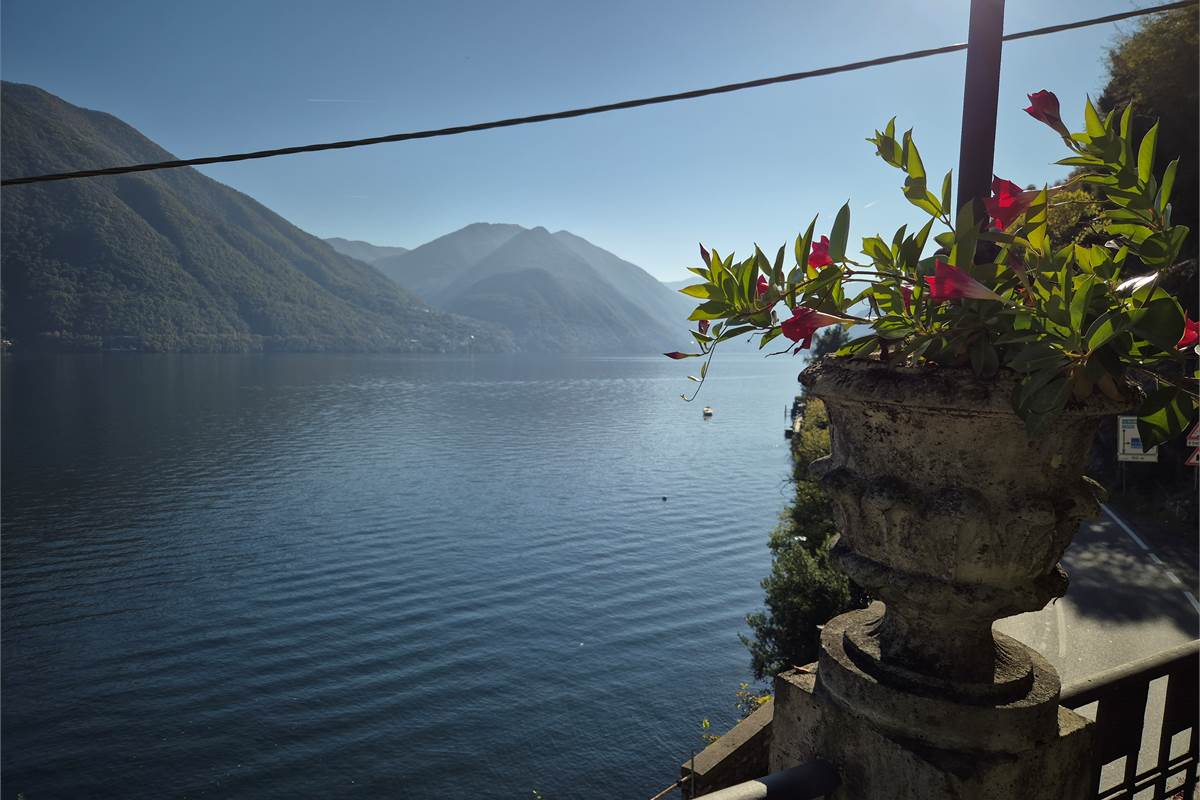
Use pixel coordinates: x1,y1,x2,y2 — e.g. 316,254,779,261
679,699,773,797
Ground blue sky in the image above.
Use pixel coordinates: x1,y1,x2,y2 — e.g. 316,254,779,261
1,1,1153,280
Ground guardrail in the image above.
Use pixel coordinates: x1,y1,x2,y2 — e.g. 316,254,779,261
1061,638,1199,800
686,761,839,800
671,639,1198,799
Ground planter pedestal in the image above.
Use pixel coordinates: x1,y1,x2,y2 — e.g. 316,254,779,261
767,359,1127,799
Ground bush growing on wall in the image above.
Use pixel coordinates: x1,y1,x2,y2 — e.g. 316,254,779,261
741,335,868,680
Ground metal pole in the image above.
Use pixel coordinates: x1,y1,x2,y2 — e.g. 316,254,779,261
956,0,1006,232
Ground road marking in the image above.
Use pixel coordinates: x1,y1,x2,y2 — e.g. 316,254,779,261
1100,504,1149,550
1100,503,1197,617
1185,592,1200,615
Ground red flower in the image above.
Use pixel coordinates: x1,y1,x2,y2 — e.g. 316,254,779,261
664,351,691,359
900,284,913,313
756,275,769,298
924,260,1003,303
808,236,834,269
698,319,710,335
983,177,1035,230
700,244,710,266
1024,90,1071,138
780,307,842,350
1178,316,1199,350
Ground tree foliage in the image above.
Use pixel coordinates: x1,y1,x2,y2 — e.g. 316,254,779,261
742,394,866,680
1098,9,1198,261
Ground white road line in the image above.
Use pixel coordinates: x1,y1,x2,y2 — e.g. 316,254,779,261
1100,503,1149,550
1099,503,1198,616
1185,592,1200,615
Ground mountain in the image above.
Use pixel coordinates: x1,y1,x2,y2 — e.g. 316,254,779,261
324,237,408,264
371,223,694,353
0,82,510,353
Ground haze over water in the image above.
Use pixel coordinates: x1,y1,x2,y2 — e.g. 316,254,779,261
2,352,801,798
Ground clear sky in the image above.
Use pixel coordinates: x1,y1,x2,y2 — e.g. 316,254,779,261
0,1,1156,281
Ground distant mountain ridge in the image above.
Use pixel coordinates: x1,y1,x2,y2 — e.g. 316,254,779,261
324,237,408,264
0,82,510,353
371,223,694,353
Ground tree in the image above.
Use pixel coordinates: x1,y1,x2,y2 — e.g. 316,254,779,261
1097,9,1198,261
741,395,867,680
810,326,850,358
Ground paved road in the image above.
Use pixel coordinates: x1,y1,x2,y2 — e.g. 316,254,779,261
996,504,1198,686
996,504,1198,797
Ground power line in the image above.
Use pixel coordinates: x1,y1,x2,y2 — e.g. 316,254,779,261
2,0,1194,188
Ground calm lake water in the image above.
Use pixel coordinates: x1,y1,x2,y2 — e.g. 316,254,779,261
2,353,803,799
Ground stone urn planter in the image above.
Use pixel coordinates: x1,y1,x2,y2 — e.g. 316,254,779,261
772,357,1133,798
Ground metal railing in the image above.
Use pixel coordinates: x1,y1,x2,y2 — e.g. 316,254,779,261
670,640,1198,799
688,761,839,800
1061,639,1199,800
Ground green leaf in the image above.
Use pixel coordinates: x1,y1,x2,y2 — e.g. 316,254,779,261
940,171,952,217
828,202,851,262
1156,158,1178,213
758,327,782,349
1136,385,1195,450
1128,297,1186,353
902,130,925,180
688,301,729,321
794,216,817,269
679,284,714,299
1136,121,1158,183
1026,222,1048,254
949,200,978,267
715,324,756,343
773,244,786,285
1084,309,1127,351
1084,96,1106,138
1070,274,1097,333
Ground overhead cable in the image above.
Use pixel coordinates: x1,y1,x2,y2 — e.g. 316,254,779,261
2,0,1193,188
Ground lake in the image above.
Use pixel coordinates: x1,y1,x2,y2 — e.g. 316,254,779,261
1,352,804,798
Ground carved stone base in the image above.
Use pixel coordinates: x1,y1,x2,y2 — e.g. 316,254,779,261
771,654,1095,800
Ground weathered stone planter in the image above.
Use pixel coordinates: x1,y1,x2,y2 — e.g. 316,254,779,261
771,358,1132,799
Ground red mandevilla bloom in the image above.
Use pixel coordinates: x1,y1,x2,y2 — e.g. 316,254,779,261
808,236,834,269
1024,90,1071,138
664,351,690,359
756,275,769,299
698,319,710,335
780,307,842,350
900,284,913,313
983,177,1035,230
923,260,1003,303
1178,316,1199,350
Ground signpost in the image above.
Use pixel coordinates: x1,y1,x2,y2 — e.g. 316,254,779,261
1117,415,1159,462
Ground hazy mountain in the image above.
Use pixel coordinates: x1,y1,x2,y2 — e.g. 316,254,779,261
324,237,408,264
371,223,692,353
0,82,510,353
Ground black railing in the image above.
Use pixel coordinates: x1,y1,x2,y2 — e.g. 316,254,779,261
1060,639,1198,800
687,761,839,800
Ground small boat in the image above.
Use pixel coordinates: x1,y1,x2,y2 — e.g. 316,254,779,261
702,406,714,417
